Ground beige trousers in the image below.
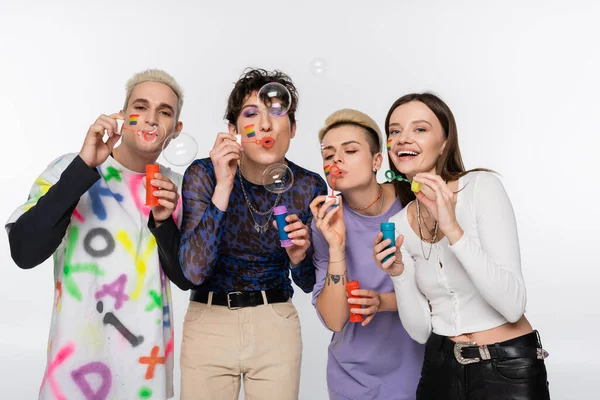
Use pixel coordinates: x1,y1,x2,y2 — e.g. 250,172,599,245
180,294,302,400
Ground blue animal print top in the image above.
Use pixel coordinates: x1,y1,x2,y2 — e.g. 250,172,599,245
179,158,327,295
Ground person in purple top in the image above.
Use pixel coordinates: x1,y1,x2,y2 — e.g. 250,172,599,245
310,109,425,400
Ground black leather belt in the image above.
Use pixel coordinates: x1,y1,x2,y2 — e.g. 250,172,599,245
455,343,544,364
427,331,548,365
452,342,548,365
190,289,290,310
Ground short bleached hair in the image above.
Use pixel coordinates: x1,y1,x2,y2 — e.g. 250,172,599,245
123,69,184,119
318,108,384,154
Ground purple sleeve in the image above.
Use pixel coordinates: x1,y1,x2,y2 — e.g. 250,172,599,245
178,160,228,286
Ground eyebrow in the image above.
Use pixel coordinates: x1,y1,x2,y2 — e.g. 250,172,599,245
321,140,361,151
412,120,432,127
389,120,432,128
241,104,259,111
131,98,175,114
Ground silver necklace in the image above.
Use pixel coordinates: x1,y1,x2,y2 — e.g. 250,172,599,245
238,166,282,234
416,199,438,261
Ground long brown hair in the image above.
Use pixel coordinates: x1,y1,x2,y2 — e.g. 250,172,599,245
384,93,490,206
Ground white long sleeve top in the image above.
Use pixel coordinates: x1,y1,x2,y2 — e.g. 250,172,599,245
389,171,527,344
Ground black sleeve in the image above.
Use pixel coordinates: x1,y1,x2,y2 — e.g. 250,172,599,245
148,212,193,291
8,156,100,269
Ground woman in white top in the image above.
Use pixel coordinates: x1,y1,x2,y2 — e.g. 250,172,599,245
373,93,550,400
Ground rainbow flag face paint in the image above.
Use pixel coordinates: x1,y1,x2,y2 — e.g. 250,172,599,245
387,139,393,151
324,165,331,176
244,124,256,138
129,114,139,126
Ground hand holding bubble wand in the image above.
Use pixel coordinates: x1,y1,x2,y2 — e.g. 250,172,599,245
261,164,315,271
116,112,198,206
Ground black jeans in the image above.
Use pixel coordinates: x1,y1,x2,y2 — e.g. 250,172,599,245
416,331,550,400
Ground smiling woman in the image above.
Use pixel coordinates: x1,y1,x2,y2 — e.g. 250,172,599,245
374,93,551,400
384,93,491,207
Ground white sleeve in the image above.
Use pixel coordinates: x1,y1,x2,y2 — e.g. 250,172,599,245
390,246,432,344
5,153,76,230
449,172,527,322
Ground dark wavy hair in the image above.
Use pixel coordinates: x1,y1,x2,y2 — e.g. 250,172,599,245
224,68,299,127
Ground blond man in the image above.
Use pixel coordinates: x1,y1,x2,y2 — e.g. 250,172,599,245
6,69,190,399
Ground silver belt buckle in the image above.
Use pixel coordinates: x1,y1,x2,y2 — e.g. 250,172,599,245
227,291,242,310
454,341,481,365
537,348,550,360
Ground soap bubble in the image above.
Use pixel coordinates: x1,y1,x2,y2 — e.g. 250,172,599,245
262,163,294,194
161,132,198,166
310,58,326,76
257,82,291,117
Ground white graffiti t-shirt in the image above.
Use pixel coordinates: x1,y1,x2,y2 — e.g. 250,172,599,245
7,153,182,400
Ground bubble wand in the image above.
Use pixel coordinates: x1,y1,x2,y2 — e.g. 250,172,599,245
384,170,422,193
237,124,276,149
324,164,342,199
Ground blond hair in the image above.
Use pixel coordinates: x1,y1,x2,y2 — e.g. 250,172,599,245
318,108,384,154
123,69,184,119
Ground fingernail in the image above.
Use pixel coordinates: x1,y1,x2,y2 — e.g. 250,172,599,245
153,191,159,195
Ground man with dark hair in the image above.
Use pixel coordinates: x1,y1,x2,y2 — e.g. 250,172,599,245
178,68,327,400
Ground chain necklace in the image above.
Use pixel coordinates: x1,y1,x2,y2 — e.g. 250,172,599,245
416,199,439,261
238,165,283,234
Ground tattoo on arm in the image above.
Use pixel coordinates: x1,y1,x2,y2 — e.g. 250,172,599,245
326,271,347,286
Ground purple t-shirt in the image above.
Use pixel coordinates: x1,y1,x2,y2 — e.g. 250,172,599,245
312,197,425,400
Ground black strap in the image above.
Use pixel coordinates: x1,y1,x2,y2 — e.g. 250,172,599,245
190,289,290,309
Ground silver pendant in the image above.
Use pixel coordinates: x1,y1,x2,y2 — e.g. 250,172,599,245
254,222,267,234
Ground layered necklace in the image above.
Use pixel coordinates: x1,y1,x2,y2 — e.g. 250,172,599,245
238,161,283,234
415,198,439,261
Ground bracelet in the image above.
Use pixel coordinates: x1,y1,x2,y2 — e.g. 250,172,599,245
329,258,346,263
393,260,404,265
